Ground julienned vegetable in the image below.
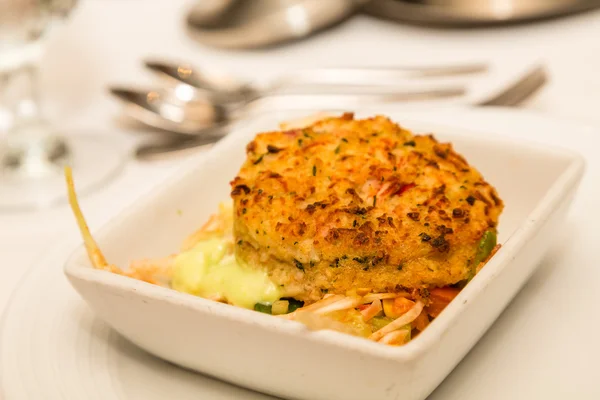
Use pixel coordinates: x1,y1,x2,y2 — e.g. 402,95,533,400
254,303,272,314
286,298,304,313
370,316,394,331
461,230,498,285
253,298,305,315
426,287,461,318
272,300,289,315
474,230,497,268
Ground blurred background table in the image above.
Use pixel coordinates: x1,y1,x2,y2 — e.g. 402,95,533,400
2,0,600,398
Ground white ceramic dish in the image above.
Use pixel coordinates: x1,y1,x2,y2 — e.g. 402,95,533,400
64,109,585,400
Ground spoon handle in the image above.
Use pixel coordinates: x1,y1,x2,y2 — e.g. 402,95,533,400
135,123,230,161
135,134,224,161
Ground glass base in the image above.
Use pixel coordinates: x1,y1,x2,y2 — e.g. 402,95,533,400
0,133,126,211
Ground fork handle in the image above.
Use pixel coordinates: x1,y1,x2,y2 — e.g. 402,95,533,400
231,89,466,119
269,64,487,88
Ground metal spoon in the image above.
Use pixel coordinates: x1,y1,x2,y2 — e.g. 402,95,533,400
110,84,466,135
133,65,547,160
110,86,229,136
145,59,488,103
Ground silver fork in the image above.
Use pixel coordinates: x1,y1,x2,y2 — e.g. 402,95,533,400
135,65,547,161
478,65,547,106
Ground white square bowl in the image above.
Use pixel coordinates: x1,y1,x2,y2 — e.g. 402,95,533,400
65,109,585,400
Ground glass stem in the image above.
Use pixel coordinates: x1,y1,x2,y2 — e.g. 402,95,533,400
19,65,42,122
1,64,68,174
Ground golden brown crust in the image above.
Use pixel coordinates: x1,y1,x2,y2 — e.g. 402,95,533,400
230,114,503,301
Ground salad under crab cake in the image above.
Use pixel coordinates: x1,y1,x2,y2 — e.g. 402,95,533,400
67,113,503,346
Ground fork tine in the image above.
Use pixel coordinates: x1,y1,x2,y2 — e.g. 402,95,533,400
479,65,548,107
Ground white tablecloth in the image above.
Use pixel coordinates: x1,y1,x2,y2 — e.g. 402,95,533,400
2,0,600,398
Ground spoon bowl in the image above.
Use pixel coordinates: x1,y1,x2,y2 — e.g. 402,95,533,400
145,60,257,103
110,87,230,134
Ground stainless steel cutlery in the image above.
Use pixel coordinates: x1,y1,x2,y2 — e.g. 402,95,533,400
108,60,547,160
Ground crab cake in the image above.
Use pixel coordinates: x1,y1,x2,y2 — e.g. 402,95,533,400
230,113,503,302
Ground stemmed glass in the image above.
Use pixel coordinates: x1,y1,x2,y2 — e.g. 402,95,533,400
0,0,124,211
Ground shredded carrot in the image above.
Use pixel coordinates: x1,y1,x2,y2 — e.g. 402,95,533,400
392,297,416,315
426,287,460,318
430,287,461,301
128,255,176,284
413,309,430,331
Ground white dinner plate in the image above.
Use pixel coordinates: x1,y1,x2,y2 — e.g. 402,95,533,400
2,107,599,399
